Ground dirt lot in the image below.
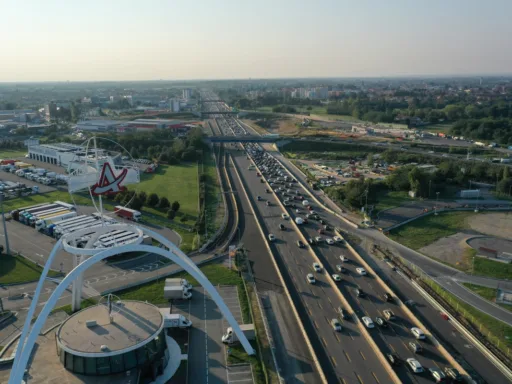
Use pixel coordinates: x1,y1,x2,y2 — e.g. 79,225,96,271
419,212,512,267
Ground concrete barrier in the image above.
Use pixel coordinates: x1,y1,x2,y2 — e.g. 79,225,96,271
337,228,472,382
229,154,328,384
245,151,401,384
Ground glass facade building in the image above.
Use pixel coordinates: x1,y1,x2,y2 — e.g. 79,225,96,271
56,329,169,376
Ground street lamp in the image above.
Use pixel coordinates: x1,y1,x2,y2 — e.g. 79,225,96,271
435,192,440,216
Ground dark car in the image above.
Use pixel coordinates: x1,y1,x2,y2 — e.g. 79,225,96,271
355,288,365,297
387,353,400,366
308,237,316,245
319,219,326,225
338,307,349,319
336,264,347,273
279,224,286,230
409,342,423,354
297,240,305,248
444,367,462,382
384,293,394,302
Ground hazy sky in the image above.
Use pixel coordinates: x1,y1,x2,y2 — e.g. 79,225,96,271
1,0,511,81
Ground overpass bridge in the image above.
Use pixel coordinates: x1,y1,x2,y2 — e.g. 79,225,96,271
206,135,282,143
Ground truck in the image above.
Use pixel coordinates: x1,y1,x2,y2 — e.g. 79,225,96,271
15,204,61,223
164,285,192,300
35,211,77,232
165,278,193,291
221,324,256,344
159,311,193,329
30,209,73,227
114,206,141,222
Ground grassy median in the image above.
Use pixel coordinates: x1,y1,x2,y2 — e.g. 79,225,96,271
0,255,61,285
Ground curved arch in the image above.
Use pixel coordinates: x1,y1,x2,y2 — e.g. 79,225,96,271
10,227,254,384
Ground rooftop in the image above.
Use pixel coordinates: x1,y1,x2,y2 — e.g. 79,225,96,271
57,300,163,354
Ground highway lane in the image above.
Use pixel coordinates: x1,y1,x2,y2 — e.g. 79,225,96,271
231,149,394,384
226,152,321,383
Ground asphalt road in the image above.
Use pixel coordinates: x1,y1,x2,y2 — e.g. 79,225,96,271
232,150,394,384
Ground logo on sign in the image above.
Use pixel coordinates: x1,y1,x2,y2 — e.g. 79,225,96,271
91,162,128,196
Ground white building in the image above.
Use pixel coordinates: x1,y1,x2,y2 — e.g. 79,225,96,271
182,88,192,100
27,143,85,166
170,98,181,112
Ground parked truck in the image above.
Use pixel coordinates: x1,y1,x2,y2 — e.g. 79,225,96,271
163,285,192,300
221,324,256,344
159,311,193,329
35,211,77,232
30,209,73,227
114,206,141,222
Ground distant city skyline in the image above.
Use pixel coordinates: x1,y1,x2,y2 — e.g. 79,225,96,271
1,0,511,82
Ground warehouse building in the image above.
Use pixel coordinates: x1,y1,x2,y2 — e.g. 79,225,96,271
75,120,124,132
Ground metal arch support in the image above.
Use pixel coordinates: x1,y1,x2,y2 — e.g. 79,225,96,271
9,229,254,384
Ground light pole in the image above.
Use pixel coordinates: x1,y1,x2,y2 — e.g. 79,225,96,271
0,194,10,256
435,192,440,216
429,180,432,199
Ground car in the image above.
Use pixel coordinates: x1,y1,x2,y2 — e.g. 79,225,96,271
375,316,387,327
295,208,301,213
312,263,322,272
308,237,316,245
429,367,447,383
362,316,374,328
409,342,423,354
265,188,270,193
406,358,424,374
257,195,262,201
356,267,367,275
315,236,323,243
317,228,325,234
279,223,286,230
355,288,365,297
387,353,400,366
332,274,341,282
266,201,271,206
306,273,316,284
337,307,349,319
444,367,462,382
333,236,344,243
297,240,305,248
326,238,334,245
281,213,289,220
383,309,396,320
319,219,326,225
340,255,349,263
302,217,308,224
384,293,393,302
335,265,346,273
411,327,426,340
331,318,342,332
268,234,276,242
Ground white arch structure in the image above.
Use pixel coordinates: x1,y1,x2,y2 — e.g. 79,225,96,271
9,227,254,384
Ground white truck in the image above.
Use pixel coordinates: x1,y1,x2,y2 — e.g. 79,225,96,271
164,285,192,300
165,278,193,291
221,324,256,344
159,311,193,329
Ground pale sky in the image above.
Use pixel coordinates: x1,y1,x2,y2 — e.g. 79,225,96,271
1,0,511,81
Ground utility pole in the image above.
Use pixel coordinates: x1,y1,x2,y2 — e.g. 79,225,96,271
0,194,10,256
435,192,440,216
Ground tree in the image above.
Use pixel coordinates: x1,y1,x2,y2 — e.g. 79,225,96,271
130,196,143,211
503,166,510,181
171,201,180,212
167,209,176,220
367,154,374,167
408,167,431,197
159,196,170,209
147,193,159,207
138,191,147,204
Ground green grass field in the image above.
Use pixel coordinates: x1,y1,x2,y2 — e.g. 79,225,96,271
135,163,199,221
461,283,512,313
389,211,473,250
374,191,412,214
0,149,28,159
473,258,512,280
0,255,61,284
422,123,453,133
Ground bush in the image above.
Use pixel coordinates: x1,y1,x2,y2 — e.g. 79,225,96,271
159,196,170,209
171,201,180,212
138,191,147,204
147,193,159,207
167,209,176,220
180,214,188,222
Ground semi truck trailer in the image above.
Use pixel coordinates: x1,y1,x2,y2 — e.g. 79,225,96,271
114,206,141,222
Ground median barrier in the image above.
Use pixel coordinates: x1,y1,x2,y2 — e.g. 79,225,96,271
336,228,471,382
245,150,401,384
229,153,328,384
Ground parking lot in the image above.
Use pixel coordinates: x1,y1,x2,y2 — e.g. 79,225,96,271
172,286,253,384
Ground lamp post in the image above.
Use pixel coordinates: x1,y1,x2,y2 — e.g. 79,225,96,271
435,192,440,216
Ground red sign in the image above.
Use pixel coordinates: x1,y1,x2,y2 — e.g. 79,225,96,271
91,162,127,196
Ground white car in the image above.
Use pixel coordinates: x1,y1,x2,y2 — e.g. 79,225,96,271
362,316,374,328
356,267,367,275
281,213,290,220
331,318,342,332
306,273,316,284
406,358,424,374
295,208,301,213
411,327,426,340
333,236,343,243
326,238,335,245
315,236,323,243
312,263,322,272
340,255,349,263
268,234,276,242
332,274,341,282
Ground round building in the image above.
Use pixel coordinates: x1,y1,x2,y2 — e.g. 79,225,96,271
56,300,168,377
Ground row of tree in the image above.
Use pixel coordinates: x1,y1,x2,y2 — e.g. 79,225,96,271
111,189,182,219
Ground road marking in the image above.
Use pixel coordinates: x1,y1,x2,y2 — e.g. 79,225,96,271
335,333,340,343
330,356,337,367
359,351,366,360
327,296,332,304
314,320,319,330
388,344,395,352
318,301,323,309
307,308,312,316
321,337,327,348
356,373,364,384
344,350,351,362
340,378,347,384
372,372,380,384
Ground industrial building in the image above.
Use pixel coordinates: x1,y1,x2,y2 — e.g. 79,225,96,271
27,142,115,169
75,120,123,132
123,119,197,133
